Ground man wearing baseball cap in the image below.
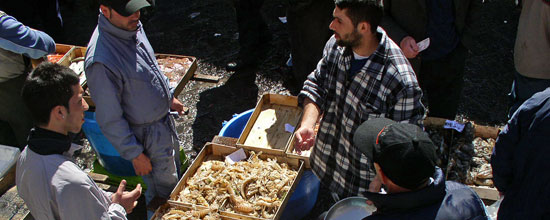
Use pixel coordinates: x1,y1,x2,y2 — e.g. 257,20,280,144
354,118,488,219
84,0,185,218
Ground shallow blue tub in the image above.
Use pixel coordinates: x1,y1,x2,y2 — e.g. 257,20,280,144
82,111,136,176
219,109,320,220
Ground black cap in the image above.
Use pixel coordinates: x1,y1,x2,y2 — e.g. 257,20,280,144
353,118,437,190
99,0,150,17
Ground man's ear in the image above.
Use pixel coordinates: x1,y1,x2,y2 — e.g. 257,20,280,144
358,22,371,34
374,163,388,184
99,5,111,18
51,105,67,121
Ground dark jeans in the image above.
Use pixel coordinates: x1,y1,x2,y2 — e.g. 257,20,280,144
415,43,467,120
508,71,550,118
0,74,34,149
232,0,269,64
287,0,334,85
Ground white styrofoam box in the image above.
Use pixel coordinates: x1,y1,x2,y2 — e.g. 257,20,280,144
0,144,20,178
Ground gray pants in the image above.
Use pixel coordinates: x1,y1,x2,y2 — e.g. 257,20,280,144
0,74,33,149
132,117,181,219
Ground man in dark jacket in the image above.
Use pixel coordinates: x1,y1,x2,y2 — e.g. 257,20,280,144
491,87,550,219
354,118,488,220
380,0,482,119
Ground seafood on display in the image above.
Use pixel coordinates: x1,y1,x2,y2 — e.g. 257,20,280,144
69,57,86,85
47,53,65,63
467,137,495,187
157,57,194,88
157,207,221,220
176,151,298,219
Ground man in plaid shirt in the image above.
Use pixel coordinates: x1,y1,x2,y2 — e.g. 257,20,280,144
295,0,425,198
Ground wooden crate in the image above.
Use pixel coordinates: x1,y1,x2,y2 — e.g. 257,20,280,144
168,143,304,220
237,94,303,156
469,185,499,201
57,46,86,67
59,46,87,87
31,43,74,68
155,53,198,97
152,203,239,220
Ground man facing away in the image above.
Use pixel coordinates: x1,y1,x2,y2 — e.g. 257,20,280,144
294,0,425,198
16,63,141,220
492,87,550,219
84,0,185,216
355,118,488,220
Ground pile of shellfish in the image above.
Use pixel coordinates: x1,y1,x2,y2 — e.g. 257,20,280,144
176,151,298,219
427,122,495,187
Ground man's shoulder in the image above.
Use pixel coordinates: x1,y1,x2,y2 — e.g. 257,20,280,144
381,35,413,73
19,149,90,186
437,181,488,219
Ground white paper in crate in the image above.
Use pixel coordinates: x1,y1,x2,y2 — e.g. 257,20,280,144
0,144,20,178
225,148,247,165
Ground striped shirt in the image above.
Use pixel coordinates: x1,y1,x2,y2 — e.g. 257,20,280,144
299,27,426,197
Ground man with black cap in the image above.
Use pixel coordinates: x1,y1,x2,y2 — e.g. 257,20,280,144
84,0,184,217
354,118,488,219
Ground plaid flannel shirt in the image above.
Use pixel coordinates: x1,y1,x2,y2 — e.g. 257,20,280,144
299,27,426,197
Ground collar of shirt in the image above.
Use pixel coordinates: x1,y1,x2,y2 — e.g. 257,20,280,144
98,13,142,43
336,27,389,81
27,127,72,155
362,168,446,214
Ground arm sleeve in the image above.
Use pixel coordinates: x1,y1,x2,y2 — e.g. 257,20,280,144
389,83,426,126
85,63,144,161
298,37,331,112
379,0,410,46
57,180,127,220
0,13,55,59
491,111,522,193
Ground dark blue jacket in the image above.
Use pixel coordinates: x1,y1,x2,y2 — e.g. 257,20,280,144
491,87,550,219
363,168,488,220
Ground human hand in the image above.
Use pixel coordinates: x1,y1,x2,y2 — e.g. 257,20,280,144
366,174,383,205
170,98,185,115
111,180,142,214
294,126,316,152
132,153,152,176
400,36,419,58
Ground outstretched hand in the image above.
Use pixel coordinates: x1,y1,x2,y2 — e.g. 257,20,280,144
112,180,142,214
294,126,316,153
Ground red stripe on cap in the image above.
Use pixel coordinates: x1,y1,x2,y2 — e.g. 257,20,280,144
375,126,386,145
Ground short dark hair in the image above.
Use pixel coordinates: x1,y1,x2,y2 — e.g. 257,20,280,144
21,62,80,126
335,0,383,34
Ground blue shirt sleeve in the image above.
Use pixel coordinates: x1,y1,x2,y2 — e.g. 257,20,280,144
85,62,145,161
0,13,56,59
